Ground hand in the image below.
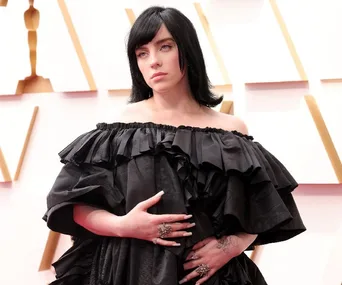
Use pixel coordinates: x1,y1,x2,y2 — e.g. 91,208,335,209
180,235,244,285
119,191,195,246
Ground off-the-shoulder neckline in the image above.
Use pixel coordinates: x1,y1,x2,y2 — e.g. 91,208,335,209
96,121,254,140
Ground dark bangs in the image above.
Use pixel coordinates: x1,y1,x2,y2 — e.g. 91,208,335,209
129,12,163,51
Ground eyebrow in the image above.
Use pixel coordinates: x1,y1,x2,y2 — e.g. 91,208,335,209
155,37,175,45
136,37,175,50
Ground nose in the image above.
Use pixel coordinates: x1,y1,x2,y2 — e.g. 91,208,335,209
149,52,162,69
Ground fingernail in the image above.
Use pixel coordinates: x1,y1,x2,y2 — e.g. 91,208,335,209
179,278,187,284
188,223,196,228
173,243,181,246
184,214,192,219
183,232,192,236
156,191,164,196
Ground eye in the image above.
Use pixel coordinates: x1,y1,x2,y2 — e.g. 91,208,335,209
161,44,172,51
137,51,148,58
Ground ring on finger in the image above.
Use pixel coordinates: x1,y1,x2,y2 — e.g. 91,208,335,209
158,223,172,238
195,264,210,278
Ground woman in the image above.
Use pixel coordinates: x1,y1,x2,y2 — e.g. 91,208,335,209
43,6,306,285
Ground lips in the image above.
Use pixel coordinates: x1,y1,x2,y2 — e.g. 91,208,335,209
151,72,167,79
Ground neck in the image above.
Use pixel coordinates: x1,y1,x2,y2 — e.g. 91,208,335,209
149,79,202,114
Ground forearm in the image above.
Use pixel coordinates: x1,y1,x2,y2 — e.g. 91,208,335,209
73,204,124,237
236,233,258,248
235,232,258,251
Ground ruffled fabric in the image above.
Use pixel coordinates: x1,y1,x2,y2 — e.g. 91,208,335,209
53,122,305,240
43,163,124,238
49,238,96,284
43,121,306,285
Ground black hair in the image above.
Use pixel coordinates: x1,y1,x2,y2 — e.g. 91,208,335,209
126,6,223,107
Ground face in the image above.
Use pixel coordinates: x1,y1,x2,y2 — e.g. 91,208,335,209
135,24,186,94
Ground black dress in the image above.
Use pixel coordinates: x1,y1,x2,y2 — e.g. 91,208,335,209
43,122,306,285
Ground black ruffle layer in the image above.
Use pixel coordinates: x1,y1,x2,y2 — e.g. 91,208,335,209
43,122,306,285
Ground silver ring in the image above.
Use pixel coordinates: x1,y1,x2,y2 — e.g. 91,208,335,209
158,223,172,238
152,238,158,244
195,264,210,277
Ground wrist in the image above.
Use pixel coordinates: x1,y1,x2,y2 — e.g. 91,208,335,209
110,214,128,238
235,233,258,252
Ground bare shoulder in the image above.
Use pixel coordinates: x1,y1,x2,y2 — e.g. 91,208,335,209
119,101,146,122
213,111,249,135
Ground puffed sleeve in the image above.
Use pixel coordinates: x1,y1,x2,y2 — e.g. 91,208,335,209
42,127,124,238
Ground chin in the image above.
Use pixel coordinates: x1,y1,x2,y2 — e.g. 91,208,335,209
151,84,173,94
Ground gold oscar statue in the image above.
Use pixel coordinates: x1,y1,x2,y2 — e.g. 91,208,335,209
16,0,53,94
0,0,8,7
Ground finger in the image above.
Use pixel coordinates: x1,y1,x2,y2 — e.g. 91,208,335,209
179,268,200,285
186,251,194,261
163,230,193,238
192,240,206,251
193,270,214,285
168,222,196,231
137,191,164,210
155,214,193,223
183,260,200,271
191,244,211,262
192,238,209,251
153,222,195,240
152,238,181,247
186,251,199,261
